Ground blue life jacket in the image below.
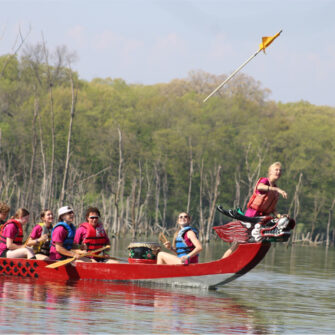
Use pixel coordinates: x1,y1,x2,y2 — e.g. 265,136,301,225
175,226,198,258
51,222,76,250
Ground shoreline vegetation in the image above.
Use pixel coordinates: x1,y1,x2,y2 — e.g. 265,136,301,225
0,43,334,247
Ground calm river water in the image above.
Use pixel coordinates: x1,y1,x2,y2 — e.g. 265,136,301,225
0,241,334,334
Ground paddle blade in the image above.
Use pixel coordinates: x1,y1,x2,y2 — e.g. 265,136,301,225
45,245,111,269
159,232,168,244
46,257,75,268
213,221,249,243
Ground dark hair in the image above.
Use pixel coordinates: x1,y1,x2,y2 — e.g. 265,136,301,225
85,207,101,220
40,209,52,219
11,208,29,220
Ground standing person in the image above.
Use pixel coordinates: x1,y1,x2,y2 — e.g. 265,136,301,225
222,162,288,258
49,206,87,261
245,161,287,217
0,208,35,259
26,209,54,260
157,212,202,265
0,203,10,227
74,207,117,263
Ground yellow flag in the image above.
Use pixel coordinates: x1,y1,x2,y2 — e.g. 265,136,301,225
259,30,282,52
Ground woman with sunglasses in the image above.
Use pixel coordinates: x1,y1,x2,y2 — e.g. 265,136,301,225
74,207,118,263
157,212,202,265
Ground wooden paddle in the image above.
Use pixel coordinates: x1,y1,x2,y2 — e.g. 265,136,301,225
46,245,110,269
159,232,168,244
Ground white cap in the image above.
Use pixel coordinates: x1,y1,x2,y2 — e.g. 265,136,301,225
58,206,73,219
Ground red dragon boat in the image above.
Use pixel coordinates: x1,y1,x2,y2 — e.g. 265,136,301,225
0,207,295,289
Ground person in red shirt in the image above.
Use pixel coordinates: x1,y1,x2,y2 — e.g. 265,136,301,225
74,207,117,263
26,209,54,260
0,208,35,259
0,202,10,227
222,162,288,258
49,206,87,261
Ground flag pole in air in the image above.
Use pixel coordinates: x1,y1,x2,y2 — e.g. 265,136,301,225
203,30,282,103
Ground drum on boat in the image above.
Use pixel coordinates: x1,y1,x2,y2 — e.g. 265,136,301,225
127,242,161,264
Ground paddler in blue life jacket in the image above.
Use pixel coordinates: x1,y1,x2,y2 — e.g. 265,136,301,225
49,206,89,261
157,212,202,265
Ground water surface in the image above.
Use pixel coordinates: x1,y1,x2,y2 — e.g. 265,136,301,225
0,243,334,334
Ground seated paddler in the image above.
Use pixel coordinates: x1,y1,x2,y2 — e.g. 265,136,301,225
157,212,202,265
0,202,10,228
74,207,118,264
26,209,54,260
0,208,35,259
49,206,89,262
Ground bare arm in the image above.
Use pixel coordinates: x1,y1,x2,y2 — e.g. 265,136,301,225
26,234,48,247
6,237,21,250
181,230,202,262
257,183,287,199
55,242,83,259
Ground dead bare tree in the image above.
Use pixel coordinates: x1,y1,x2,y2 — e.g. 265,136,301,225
162,167,168,228
0,25,31,78
59,67,78,205
205,164,222,242
239,143,267,210
310,192,326,240
111,128,124,234
326,198,335,248
287,172,303,244
154,161,161,230
198,159,205,239
25,92,39,209
187,137,193,213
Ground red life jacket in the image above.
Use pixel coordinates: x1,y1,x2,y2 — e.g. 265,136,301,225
81,222,109,253
0,219,24,247
247,178,279,215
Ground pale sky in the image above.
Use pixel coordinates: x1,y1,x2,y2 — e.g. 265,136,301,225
1,0,335,106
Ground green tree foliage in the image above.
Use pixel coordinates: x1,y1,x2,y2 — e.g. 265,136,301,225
0,47,334,242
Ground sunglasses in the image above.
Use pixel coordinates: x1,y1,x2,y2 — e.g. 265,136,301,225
89,216,99,219
179,215,189,219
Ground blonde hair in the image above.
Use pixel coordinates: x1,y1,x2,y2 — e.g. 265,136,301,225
11,208,30,220
172,212,190,248
268,162,282,176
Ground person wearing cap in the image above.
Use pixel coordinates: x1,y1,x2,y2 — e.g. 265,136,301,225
74,207,118,263
49,206,87,261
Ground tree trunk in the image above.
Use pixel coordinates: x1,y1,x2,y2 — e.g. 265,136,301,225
59,69,77,205
187,137,193,213
112,128,123,234
205,164,222,242
198,159,205,240
26,93,38,209
326,199,335,248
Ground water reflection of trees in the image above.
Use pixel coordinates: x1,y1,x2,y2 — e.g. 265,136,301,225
0,277,269,334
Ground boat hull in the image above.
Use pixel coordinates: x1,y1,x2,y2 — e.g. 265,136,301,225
0,242,270,288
